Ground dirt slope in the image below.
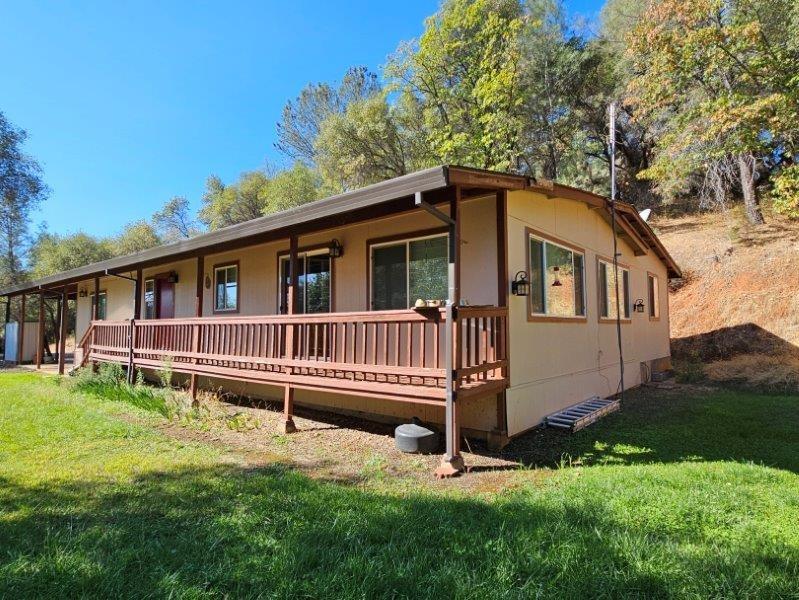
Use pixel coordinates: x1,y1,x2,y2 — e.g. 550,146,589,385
653,210,799,390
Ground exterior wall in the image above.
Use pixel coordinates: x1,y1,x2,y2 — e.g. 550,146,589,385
74,197,503,434
505,189,672,436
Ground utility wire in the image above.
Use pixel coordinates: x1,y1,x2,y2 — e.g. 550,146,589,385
609,102,625,400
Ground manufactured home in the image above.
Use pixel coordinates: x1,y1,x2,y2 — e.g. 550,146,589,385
0,166,679,473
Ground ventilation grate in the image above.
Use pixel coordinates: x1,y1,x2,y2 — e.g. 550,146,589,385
545,396,620,432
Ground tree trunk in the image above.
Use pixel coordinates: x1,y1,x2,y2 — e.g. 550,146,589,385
738,154,765,225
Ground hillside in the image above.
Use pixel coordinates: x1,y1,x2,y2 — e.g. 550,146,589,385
654,210,799,391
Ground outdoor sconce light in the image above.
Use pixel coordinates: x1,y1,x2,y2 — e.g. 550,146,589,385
511,271,530,296
329,239,343,258
167,271,179,284
551,266,563,287
634,299,645,313
204,274,211,289
78,289,88,298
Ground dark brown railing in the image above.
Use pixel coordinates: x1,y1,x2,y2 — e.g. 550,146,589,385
80,307,508,403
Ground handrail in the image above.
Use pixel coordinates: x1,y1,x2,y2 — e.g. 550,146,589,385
83,307,509,395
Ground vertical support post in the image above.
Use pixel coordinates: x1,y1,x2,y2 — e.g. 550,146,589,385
127,319,136,384
436,185,464,478
36,292,44,369
134,269,143,319
189,256,204,401
92,277,100,321
495,189,509,438
280,236,298,434
1,296,8,362
282,385,297,433
58,289,68,375
18,294,26,364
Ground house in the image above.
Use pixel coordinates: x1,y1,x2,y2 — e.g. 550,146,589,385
0,166,680,474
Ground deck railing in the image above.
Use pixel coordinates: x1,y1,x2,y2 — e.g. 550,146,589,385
80,306,508,402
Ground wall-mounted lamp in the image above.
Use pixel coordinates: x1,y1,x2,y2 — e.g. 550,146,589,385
204,274,211,289
511,271,530,296
167,271,179,284
78,289,88,298
634,299,645,313
329,239,343,258
551,266,563,287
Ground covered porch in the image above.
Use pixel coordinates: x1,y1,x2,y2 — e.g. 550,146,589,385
2,167,522,474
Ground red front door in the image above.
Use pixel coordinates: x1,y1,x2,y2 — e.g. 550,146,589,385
158,280,175,319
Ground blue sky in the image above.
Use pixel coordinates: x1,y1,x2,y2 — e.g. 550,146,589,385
1,1,602,238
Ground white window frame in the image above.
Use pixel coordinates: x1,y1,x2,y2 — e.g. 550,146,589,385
369,232,449,310
527,232,586,319
214,264,239,313
598,258,631,321
278,248,333,314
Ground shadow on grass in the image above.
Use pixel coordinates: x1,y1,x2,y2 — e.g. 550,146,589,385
491,386,799,474
0,462,795,598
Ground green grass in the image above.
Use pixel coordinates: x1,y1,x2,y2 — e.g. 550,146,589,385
1,372,798,598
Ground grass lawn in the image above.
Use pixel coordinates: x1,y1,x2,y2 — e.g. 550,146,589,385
0,371,798,598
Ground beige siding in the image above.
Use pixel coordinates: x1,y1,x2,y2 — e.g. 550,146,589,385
73,198,503,434
504,189,671,436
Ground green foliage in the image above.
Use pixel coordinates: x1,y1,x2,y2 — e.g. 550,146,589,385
771,165,799,218
158,355,173,389
262,162,320,214
1,372,799,597
198,171,270,229
627,0,799,222
388,0,525,170
114,220,161,255
315,92,434,190
152,196,200,241
0,112,48,286
276,66,380,165
28,230,113,278
71,363,173,417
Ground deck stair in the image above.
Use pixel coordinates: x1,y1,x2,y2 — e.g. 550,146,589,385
545,396,620,432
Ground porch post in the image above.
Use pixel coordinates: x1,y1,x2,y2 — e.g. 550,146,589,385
494,189,509,440
281,235,298,433
58,289,68,375
92,277,100,321
17,294,26,364
435,185,464,478
134,268,143,319
189,256,204,402
36,292,44,369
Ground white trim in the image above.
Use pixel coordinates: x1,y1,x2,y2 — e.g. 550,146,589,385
527,232,586,319
369,232,449,310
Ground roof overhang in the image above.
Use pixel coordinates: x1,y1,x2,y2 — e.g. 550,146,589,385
0,166,679,297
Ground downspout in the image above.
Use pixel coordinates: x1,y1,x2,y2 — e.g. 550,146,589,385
414,190,464,476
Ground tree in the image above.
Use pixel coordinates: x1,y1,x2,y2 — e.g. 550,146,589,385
261,162,320,214
314,92,435,190
153,196,200,241
387,0,525,171
198,171,270,230
276,67,380,165
0,112,48,286
115,220,162,255
626,0,799,224
28,230,113,278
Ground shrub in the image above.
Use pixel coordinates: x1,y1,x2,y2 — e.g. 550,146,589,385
771,164,799,218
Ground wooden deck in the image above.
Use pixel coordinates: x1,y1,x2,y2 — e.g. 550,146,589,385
78,306,509,405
